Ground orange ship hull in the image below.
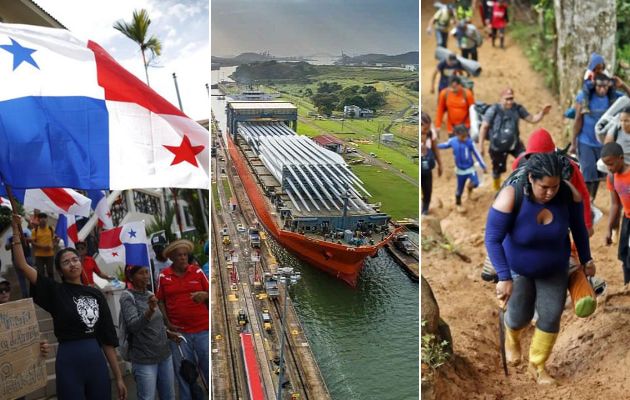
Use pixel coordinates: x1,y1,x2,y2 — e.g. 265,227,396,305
227,135,396,286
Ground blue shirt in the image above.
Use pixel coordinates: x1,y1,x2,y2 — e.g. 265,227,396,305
437,137,486,171
576,91,622,147
485,186,591,281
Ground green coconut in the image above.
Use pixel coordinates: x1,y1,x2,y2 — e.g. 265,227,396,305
575,296,596,318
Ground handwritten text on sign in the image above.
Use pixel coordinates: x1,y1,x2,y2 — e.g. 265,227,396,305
0,299,46,400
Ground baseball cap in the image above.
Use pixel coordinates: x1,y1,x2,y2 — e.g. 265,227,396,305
151,235,167,247
0,277,9,285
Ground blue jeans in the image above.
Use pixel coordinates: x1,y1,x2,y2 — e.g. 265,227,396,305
435,30,448,48
132,355,176,400
169,331,209,400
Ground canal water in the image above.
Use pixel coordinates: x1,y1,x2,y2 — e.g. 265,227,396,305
212,68,419,400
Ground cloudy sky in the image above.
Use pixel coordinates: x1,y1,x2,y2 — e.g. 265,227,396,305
211,0,419,57
36,0,209,121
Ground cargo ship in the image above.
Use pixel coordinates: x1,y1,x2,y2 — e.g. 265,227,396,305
225,101,398,286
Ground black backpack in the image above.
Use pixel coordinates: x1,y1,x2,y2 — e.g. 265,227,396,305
501,155,574,218
488,105,518,153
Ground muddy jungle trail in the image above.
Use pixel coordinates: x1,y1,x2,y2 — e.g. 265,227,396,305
421,2,630,399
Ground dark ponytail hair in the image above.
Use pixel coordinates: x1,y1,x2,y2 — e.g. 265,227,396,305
421,111,431,125
54,247,80,282
524,152,573,198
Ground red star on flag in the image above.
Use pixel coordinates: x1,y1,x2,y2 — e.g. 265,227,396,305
164,135,205,167
112,252,119,257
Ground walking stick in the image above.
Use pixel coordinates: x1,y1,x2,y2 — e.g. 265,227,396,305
498,298,508,376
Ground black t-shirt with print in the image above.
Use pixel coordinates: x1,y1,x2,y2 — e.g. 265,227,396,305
33,274,118,346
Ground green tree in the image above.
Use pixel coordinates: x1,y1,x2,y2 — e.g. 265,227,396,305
114,9,162,85
317,81,342,94
360,85,376,94
311,93,339,116
365,91,386,109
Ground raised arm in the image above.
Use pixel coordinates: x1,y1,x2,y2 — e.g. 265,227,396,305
10,214,37,284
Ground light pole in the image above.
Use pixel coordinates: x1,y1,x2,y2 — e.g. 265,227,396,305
276,266,301,400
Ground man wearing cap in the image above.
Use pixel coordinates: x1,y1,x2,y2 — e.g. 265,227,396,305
430,54,466,97
435,75,475,137
479,88,552,191
156,239,208,400
76,241,114,286
151,235,172,287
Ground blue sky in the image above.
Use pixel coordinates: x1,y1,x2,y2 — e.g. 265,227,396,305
36,0,209,120
211,0,419,57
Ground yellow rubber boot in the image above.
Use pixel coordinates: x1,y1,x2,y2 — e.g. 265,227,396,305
504,324,525,366
528,328,558,385
493,177,501,192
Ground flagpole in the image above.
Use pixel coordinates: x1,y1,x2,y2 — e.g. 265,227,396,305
1,179,25,243
77,190,122,240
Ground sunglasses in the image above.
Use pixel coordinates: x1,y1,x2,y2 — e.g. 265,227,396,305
0,288,10,294
504,97,514,101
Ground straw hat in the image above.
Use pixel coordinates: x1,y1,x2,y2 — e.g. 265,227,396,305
163,239,194,259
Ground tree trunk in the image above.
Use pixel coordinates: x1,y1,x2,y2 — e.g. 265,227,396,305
554,0,616,109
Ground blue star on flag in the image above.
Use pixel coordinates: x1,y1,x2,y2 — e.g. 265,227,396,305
128,229,137,238
0,38,39,70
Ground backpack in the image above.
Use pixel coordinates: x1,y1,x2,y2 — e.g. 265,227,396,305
488,105,518,153
444,87,474,108
501,155,574,217
467,25,483,47
118,290,136,361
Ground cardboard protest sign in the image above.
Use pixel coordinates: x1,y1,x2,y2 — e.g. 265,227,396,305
0,299,46,400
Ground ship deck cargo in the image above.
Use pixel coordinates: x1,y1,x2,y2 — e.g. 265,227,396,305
226,101,398,286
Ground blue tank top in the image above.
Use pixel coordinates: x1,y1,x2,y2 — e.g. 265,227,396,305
503,195,572,277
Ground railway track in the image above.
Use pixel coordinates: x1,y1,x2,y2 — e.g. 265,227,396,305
211,213,241,400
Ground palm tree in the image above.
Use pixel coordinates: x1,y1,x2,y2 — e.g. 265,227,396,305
113,9,162,85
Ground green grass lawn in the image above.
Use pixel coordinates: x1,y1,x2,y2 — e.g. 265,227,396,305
351,164,418,220
222,178,232,199
211,182,221,211
357,144,419,181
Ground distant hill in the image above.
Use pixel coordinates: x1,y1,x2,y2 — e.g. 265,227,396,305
212,52,310,67
212,52,274,66
231,61,318,83
338,51,419,66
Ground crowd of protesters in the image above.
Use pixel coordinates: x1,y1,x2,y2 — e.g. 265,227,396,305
0,208,209,400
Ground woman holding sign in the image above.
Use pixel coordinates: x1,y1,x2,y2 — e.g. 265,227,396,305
10,214,127,400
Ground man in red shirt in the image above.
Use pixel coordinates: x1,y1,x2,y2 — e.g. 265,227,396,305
77,241,113,286
157,239,208,399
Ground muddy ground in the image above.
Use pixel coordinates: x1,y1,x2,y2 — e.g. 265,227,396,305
421,1,630,398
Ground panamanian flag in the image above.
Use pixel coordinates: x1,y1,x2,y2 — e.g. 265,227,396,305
55,214,79,249
99,221,150,267
0,186,91,216
0,23,208,190
87,190,113,229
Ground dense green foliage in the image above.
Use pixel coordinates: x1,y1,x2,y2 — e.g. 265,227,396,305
232,61,317,83
310,82,386,116
617,1,630,81
510,0,558,93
